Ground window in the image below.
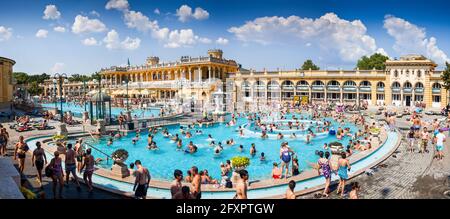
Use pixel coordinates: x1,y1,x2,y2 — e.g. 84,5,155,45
394,70,398,77
417,70,421,78
392,94,401,101
415,95,423,101
377,94,385,100
433,96,441,103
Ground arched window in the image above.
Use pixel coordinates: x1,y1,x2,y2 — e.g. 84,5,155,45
376,82,385,88
392,82,401,88
403,82,412,88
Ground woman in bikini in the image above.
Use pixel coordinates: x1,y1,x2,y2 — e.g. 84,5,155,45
81,148,95,192
317,151,332,197
14,136,29,173
49,151,64,199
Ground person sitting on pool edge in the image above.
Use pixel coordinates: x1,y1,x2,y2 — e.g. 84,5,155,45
272,163,282,179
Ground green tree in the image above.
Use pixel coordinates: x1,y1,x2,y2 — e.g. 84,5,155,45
356,53,389,70
68,74,91,82
441,62,450,106
27,81,44,96
301,60,320,70
13,72,29,84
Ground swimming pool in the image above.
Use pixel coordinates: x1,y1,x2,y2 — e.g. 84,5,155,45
41,102,162,118
79,113,360,181
25,123,399,199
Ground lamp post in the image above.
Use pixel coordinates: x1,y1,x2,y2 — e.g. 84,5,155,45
53,73,68,123
93,76,106,119
83,79,87,112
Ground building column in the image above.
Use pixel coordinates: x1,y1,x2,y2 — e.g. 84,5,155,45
189,69,192,82
308,88,312,104
181,69,186,80
198,67,202,83
339,88,343,103
371,84,377,106
208,66,212,82
423,74,432,108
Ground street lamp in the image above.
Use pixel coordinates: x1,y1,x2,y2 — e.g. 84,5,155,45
83,79,87,112
93,77,107,119
53,73,68,123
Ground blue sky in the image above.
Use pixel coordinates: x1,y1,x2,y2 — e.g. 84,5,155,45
0,0,449,75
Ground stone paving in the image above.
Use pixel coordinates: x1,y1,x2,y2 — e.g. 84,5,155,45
301,110,450,199
1,118,123,199
2,107,450,199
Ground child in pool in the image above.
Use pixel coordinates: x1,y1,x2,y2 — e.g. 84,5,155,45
260,152,266,161
107,138,113,146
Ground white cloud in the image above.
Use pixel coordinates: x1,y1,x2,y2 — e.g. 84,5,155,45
193,7,209,20
124,10,159,33
108,2,209,48
383,15,449,64
82,37,100,46
0,26,13,42
105,0,129,11
103,29,140,50
376,48,389,57
216,37,229,45
228,13,381,62
43,5,61,20
72,15,107,34
154,8,160,15
176,5,209,22
51,63,65,74
36,29,48,38
90,10,100,17
53,26,66,33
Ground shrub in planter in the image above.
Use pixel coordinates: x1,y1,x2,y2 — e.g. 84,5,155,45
230,156,250,170
111,149,129,164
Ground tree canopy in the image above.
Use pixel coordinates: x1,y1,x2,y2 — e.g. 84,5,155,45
301,59,320,70
13,72,50,84
441,62,450,91
356,53,389,70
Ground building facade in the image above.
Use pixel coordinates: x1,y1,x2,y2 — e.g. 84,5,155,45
0,56,15,108
40,53,448,111
230,55,448,111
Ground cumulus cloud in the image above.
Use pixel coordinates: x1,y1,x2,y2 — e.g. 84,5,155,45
228,13,382,62
107,1,210,48
36,29,48,38
216,37,229,45
154,8,160,15
0,26,13,42
90,10,101,17
51,63,65,74
383,15,449,64
43,5,61,20
103,29,140,50
82,37,100,46
176,5,209,22
72,15,107,34
105,0,129,11
53,26,66,33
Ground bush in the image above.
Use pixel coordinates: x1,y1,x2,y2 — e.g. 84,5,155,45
329,141,343,147
52,134,67,141
111,149,129,162
231,156,250,169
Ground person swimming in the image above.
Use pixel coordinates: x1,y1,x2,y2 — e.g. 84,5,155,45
238,145,244,152
250,143,256,156
107,138,113,146
260,152,266,161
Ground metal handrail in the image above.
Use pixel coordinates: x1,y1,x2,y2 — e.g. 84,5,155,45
83,142,112,164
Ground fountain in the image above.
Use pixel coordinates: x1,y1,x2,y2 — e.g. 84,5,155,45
212,88,226,116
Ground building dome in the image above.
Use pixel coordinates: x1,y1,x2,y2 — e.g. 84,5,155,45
90,91,111,102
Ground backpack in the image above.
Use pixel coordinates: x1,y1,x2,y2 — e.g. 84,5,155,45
225,180,233,188
44,162,54,177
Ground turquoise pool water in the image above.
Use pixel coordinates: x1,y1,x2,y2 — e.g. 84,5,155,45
25,127,398,199
41,102,161,118
78,113,360,181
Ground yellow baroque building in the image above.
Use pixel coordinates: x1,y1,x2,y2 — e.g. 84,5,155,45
230,55,448,111
0,56,15,108
99,49,239,108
